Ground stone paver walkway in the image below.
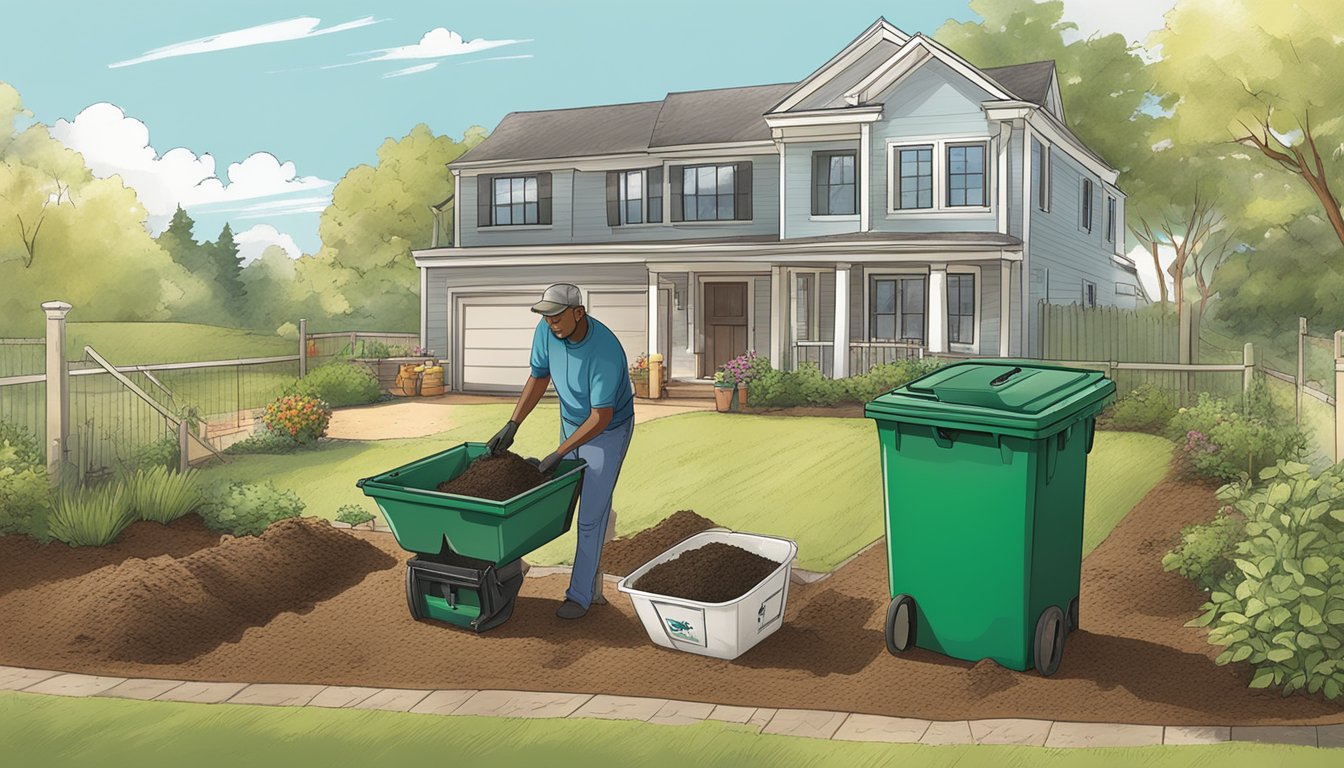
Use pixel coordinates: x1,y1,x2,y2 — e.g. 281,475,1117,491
3,664,1341,749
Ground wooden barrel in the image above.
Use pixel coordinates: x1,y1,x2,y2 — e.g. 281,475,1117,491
420,365,444,396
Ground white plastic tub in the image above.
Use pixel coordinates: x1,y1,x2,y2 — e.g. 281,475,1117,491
616,529,798,661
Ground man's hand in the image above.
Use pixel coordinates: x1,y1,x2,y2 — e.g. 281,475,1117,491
487,420,519,455
537,452,563,475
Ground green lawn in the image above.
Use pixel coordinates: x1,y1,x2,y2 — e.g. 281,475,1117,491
66,321,296,364
2,693,1338,768
201,406,1171,571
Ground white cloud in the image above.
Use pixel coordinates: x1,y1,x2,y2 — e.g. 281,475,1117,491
204,195,332,218
234,224,302,264
109,16,380,68
1059,0,1175,48
384,63,439,79
328,27,531,71
50,103,332,233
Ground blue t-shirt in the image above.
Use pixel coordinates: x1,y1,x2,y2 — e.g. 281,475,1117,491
529,316,635,434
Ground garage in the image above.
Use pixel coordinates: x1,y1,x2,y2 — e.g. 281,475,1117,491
454,289,649,393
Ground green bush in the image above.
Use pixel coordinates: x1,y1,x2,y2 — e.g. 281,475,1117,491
842,359,945,404
1164,384,1307,483
1104,382,1177,433
261,393,333,443
0,421,42,467
747,357,946,408
48,479,136,547
197,481,306,536
285,361,380,407
126,466,204,524
1162,507,1245,590
0,439,49,537
125,435,180,473
335,504,375,526
1187,460,1344,700
223,430,309,455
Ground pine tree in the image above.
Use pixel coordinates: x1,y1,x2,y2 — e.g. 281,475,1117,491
207,223,247,317
156,206,214,276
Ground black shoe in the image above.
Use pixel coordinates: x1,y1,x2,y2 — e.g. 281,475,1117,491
556,599,588,619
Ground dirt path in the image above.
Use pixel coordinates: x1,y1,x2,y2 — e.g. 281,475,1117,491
1,468,1340,726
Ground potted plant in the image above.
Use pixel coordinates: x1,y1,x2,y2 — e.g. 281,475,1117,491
724,351,758,409
630,354,651,399
713,369,736,413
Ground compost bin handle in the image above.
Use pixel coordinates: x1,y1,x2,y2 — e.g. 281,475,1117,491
990,366,1022,386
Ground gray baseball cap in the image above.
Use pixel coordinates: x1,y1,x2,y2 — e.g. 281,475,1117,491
531,283,584,316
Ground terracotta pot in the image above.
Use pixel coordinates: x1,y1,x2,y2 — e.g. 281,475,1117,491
632,375,650,399
737,383,748,408
714,385,735,413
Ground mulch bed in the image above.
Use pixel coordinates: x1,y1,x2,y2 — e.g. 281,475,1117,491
436,451,550,501
2,467,1342,726
600,510,718,577
631,542,780,603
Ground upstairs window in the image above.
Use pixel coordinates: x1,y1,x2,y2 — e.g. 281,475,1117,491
476,173,552,227
812,151,857,216
945,143,987,207
669,162,753,222
1037,140,1052,212
894,146,933,210
1106,195,1116,243
606,168,663,226
1081,178,1094,233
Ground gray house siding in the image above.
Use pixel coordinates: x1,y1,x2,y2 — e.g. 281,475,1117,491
976,262,1001,357
869,59,999,234
753,276,771,354
784,140,861,239
460,169,576,247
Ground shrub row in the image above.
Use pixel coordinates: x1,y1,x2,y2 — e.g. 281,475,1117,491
745,357,947,408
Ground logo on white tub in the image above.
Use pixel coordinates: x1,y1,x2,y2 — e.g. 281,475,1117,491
652,602,706,647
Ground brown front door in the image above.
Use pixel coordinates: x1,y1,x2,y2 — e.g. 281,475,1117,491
704,282,748,376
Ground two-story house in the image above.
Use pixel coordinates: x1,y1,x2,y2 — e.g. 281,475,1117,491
413,18,1143,393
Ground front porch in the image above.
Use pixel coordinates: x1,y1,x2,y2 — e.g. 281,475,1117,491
648,258,1022,380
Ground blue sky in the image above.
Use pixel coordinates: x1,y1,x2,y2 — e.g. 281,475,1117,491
0,0,1174,264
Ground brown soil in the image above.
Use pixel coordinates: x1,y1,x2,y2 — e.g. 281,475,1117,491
436,451,549,501
600,510,718,577
2,467,1342,726
632,542,780,603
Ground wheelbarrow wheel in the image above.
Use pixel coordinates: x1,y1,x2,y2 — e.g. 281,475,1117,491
1034,605,1066,676
1066,597,1079,633
885,594,917,655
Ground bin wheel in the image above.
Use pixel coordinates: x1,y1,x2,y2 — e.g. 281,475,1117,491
885,594,916,655
1066,597,1079,633
1034,605,1066,676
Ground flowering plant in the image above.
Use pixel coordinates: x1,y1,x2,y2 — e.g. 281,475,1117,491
721,351,759,385
713,369,732,387
412,345,434,357
630,354,649,377
261,394,332,444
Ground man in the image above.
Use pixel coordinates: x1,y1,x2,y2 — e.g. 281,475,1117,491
486,283,636,619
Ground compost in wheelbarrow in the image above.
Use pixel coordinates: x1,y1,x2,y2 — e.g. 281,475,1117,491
356,442,586,632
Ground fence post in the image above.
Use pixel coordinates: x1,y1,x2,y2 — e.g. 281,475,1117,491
1335,331,1344,464
178,418,189,474
350,332,358,359
42,301,72,487
1243,342,1255,409
298,318,307,379
1298,316,1307,426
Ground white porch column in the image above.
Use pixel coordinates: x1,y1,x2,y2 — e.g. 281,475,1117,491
999,260,1012,357
769,266,784,366
647,270,660,358
685,271,696,356
928,263,948,354
833,264,851,379
43,300,71,485
860,123,872,232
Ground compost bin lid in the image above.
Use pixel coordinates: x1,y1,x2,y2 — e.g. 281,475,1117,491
864,359,1115,438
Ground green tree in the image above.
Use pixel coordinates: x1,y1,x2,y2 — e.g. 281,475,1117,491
207,223,246,315
312,123,485,330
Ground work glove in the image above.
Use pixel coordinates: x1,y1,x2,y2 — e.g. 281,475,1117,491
487,420,519,455
536,452,563,475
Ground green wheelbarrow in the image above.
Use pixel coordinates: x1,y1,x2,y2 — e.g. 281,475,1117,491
356,442,586,632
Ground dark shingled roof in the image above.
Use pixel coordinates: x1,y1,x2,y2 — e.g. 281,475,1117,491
454,61,1057,166
982,61,1056,106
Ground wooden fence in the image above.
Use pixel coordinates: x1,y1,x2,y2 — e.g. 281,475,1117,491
1040,302,1183,364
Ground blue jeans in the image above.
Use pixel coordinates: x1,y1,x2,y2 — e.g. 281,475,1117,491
560,416,634,608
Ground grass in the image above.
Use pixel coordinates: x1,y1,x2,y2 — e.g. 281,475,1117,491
201,406,1169,571
2,692,1340,768
66,321,296,364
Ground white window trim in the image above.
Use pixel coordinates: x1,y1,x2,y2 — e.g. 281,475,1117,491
1080,177,1095,234
1082,279,1098,308
1037,138,1052,213
886,136,994,216
488,174,542,228
810,214,861,222
811,149,860,217
1105,194,1117,244
863,268,928,343
667,160,754,224
615,169,663,228
946,265,981,352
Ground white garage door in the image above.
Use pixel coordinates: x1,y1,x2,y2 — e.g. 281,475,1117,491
586,291,647,366
456,294,537,393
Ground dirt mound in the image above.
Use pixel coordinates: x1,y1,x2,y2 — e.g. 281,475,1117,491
29,517,396,664
964,658,1021,698
437,451,549,501
632,542,781,603
602,509,719,577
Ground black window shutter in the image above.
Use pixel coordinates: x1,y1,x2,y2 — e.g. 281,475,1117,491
669,165,685,222
735,161,753,220
606,171,620,227
538,173,552,225
477,175,492,227
811,153,823,216
648,166,663,223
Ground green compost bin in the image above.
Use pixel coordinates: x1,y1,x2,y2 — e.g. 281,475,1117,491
864,359,1115,676
355,442,586,563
